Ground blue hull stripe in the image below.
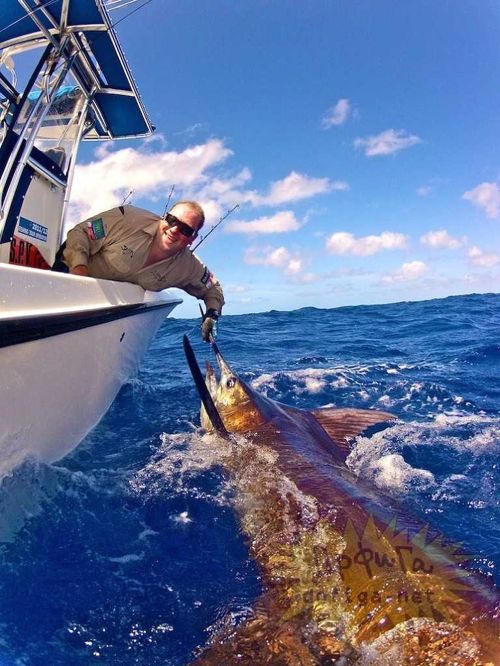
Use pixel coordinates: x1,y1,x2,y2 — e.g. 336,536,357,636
0,301,176,349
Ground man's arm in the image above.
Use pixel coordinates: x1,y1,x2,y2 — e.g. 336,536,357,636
63,208,123,274
183,272,225,313
64,219,104,273
200,282,224,313
181,254,225,313
70,264,89,276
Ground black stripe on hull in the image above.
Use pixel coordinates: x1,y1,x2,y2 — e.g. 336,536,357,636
0,300,180,349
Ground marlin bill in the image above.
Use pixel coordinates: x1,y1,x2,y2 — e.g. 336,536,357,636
183,336,499,665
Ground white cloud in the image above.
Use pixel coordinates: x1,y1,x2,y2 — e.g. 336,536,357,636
417,186,432,197
142,133,168,148
244,245,317,282
225,211,300,234
331,181,350,191
462,182,500,219
468,246,500,268
174,122,207,137
68,136,339,233
205,168,253,196
227,285,247,293
245,245,295,268
185,168,339,212
250,171,336,206
381,261,428,284
326,231,408,256
69,139,232,224
322,98,351,128
420,230,463,249
354,129,422,157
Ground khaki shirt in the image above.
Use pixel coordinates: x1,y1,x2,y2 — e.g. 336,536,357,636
63,205,224,312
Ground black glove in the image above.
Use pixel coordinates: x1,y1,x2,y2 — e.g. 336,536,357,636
201,308,219,342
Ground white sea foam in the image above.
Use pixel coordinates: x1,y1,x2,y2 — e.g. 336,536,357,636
331,375,350,389
251,366,353,396
151,623,174,634
108,552,144,564
251,372,277,392
363,453,436,493
347,426,436,496
248,361,447,407
138,526,159,541
304,376,327,393
131,431,231,503
347,413,499,499
131,430,280,512
428,413,500,452
173,511,192,524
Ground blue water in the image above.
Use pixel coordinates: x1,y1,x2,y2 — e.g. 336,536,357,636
0,293,499,665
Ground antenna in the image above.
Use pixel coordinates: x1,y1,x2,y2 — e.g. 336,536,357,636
192,204,239,251
162,185,176,219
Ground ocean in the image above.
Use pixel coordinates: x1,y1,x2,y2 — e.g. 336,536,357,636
0,292,498,665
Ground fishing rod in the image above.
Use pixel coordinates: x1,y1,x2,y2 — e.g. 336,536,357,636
192,204,239,251
121,189,133,206
162,185,176,219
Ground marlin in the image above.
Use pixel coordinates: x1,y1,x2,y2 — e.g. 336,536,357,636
183,336,499,665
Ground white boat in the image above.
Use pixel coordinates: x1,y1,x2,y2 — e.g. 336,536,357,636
0,1,182,477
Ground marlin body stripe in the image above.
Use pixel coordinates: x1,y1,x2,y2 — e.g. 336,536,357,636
183,337,499,665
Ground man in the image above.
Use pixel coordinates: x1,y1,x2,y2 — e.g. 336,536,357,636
57,200,223,341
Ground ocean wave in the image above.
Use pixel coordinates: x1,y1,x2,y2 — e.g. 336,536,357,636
346,413,499,507
349,450,436,494
248,362,479,418
460,343,500,365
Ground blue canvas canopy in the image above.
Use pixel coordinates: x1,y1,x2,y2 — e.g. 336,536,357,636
0,0,153,139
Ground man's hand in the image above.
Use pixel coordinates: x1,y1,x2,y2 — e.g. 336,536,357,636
70,265,89,277
201,308,219,342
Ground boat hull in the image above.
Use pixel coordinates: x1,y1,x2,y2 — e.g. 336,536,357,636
0,264,182,477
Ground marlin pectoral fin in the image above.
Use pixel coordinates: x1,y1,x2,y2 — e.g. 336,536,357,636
183,335,229,438
312,407,395,459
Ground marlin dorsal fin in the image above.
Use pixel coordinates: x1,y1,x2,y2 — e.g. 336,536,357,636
312,407,395,458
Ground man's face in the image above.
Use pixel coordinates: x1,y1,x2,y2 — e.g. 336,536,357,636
157,203,202,253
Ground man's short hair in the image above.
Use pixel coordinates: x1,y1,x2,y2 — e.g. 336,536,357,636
172,200,205,229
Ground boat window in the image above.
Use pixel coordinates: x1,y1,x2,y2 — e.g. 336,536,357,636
0,47,86,175
14,83,86,174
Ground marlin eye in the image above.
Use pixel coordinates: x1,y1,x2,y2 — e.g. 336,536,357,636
226,377,236,389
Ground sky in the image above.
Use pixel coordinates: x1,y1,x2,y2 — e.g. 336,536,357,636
70,0,499,318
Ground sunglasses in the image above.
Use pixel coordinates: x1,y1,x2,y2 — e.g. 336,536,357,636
165,212,197,238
